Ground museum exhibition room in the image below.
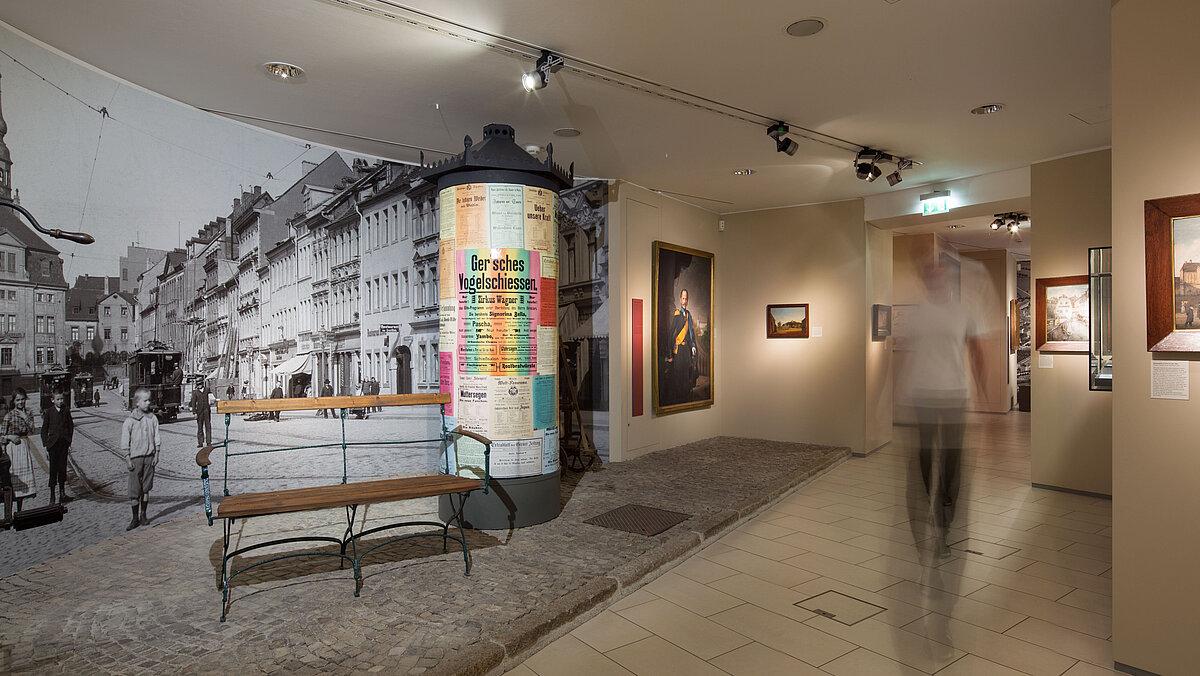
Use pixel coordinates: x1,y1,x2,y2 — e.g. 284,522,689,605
0,1,1197,674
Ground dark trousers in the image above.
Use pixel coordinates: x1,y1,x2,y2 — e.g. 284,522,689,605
0,449,11,492
916,405,965,529
48,440,70,488
270,411,280,421
196,415,212,446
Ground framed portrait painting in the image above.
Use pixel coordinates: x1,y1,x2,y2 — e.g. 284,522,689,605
1036,275,1089,353
767,303,809,339
871,304,891,341
1145,192,1200,351
652,241,714,415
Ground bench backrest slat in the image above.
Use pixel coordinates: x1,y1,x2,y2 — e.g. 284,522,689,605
216,393,450,414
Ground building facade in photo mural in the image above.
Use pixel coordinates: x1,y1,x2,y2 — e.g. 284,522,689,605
0,26,610,573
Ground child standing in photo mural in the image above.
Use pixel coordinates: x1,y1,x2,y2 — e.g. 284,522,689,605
1,388,38,512
120,387,160,530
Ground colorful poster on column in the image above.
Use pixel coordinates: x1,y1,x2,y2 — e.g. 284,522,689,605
439,352,454,416
454,183,488,248
439,303,458,355
489,438,543,477
536,326,556,375
488,184,525,247
489,375,533,439
439,239,456,300
439,187,456,240
440,183,559,479
542,428,560,474
455,374,490,433
524,186,557,264
456,248,540,375
532,374,556,429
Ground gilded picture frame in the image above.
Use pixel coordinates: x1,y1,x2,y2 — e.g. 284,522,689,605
652,241,714,415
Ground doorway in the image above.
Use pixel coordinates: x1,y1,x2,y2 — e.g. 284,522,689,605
396,346,412,394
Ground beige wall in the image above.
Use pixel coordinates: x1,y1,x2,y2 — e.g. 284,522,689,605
1112,2,1200,672
613,182,724,461
892,233,937,304
865,224,894,453
961,250,1016,413
1029,150,1113,496
721,200,870,452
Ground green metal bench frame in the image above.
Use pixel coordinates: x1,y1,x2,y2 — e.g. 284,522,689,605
196,397,491,621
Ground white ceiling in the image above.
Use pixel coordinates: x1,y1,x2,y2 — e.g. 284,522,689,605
0,0,1111,213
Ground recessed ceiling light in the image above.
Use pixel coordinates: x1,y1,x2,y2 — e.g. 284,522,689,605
732,168,756,176
946,224,964,230
785,18,825,37
971,103,1005,115
553,127,581,138
263,62,305,82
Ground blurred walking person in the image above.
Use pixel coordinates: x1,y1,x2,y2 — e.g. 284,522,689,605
902,262,986,554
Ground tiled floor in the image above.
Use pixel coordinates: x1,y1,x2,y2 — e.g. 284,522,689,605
513,412,1116,675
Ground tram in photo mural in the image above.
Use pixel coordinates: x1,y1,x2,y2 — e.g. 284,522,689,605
125,341,184,421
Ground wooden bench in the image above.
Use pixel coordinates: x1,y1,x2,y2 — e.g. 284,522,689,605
195,393,491,621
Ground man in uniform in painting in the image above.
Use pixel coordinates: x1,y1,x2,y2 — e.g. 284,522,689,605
665,288,699,404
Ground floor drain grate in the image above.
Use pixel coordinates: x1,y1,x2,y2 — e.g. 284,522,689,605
584,504,691,536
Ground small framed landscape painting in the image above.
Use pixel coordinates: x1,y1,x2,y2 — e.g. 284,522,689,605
1145,192,1200,351
1036,275,1089,353
766,303,809,339
871,304,892,341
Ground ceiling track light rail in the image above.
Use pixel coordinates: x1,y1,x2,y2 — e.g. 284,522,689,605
319,0,914,161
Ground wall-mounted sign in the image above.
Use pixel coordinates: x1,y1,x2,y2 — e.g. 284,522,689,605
920,189,951,216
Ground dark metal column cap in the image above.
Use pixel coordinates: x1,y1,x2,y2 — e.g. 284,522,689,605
417,123,574,191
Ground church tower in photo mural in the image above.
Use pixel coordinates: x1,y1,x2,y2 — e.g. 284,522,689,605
0,71,70,396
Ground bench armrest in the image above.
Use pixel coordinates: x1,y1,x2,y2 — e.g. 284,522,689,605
450,426,492,494
196,446,215,468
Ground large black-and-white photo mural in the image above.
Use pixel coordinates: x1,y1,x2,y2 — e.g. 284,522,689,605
0,25,609,575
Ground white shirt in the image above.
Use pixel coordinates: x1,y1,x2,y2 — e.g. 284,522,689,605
905,300,980,404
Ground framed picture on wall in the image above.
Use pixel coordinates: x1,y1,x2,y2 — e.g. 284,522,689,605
1145,192,1200,351
766,303,809,339
1036,275,1090,352
652,241,714,415
891,303,916,351
871,304,892,341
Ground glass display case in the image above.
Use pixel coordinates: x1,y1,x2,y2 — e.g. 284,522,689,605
1089,246,1112,391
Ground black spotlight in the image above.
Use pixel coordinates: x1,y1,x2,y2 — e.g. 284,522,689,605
767,122,800,155
855,148,882,181
522,50,564,92
990,217,1004,230
885,170,902,186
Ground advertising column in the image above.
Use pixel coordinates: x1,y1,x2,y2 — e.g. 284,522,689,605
424,124,573,528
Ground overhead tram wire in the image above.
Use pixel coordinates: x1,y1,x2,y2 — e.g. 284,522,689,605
0,45,316,184
197,108,457,157
318,0,869,155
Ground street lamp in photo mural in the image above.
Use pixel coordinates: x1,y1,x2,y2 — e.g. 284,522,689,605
420,124,573,528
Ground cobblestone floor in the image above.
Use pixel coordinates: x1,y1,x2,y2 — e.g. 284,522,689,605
1,389,445,576
0,405,846,675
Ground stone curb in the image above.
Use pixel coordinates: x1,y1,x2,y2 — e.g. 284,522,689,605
472,445,850,675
